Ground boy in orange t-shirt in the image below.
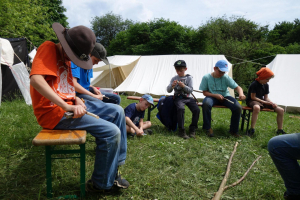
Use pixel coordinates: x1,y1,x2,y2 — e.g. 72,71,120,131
30,23,129,192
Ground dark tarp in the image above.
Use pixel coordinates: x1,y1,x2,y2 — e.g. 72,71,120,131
1,38,30,101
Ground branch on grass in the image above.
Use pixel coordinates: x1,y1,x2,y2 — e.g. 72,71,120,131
212,142,238,200
223,155,262,191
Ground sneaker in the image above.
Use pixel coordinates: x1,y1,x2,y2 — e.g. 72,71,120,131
114,168,130,189
246,128,255,137
86,179,114,193
189,130,196,139
277,129,287,135
178,129,190,139
230,131,241,138
144,129,153,135
127,132,136,138
206,128,214,137
284,191,300,200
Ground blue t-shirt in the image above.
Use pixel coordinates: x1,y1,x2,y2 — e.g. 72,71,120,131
124,103,145,126
199,73,238,97
71,62,93,90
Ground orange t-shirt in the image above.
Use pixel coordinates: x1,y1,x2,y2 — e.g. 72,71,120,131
30,41,75,129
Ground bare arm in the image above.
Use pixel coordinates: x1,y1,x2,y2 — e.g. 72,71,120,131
203,91,224,101
72,77,103,100
30,75,86,118
125,116,143,135
234,86,246,100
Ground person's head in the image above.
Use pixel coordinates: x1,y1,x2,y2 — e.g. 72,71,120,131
90,43,109,65
138,94,154,111
52,22,96,70
214,60,229,78
255,67,274,84
174,60,187,77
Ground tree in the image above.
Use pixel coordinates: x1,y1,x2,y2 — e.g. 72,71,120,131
39,0,68,28
108,18,205,55
91,12,134,47
0,0,69,47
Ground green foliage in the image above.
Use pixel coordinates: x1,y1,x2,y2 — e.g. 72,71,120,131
109,18,205,55
91,12,134,48
267,19,300,47
1,95,300,199
0,0,68,47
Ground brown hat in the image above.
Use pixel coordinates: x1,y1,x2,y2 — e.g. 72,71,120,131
52,22,96,70
91,43,109,65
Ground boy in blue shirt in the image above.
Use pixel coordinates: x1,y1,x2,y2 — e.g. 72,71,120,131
167,60,200,139
71,43,121,105
199,60,246,137
125,94,153,137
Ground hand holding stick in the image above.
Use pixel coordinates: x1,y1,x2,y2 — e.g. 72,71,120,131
64,111,99,119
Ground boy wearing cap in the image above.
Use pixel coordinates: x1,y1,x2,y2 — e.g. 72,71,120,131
246,67,286,136
30,23,129,192
124,94,153,137
199,60,246,137
167,60,200,139
71,43,121,105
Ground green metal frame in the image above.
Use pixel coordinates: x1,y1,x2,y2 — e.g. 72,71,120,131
45,143,85,198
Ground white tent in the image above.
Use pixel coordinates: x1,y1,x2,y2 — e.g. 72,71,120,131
267,54,300,112
114,55,234,99
91,55,141,88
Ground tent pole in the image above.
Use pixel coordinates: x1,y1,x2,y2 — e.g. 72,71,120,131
109,63,111,88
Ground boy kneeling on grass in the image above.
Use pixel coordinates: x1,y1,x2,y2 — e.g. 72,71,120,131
125,94,153,137
246,67,286,136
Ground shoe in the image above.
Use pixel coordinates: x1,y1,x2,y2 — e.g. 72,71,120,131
127,132,136,138
284,191,300,200
85,179,114,193
206,128,214,137
246,128,255,137
189,129,196,139
277,129,287,135
114,168,130,189
178,129,190,139
230,131,240,138
144,129,153,135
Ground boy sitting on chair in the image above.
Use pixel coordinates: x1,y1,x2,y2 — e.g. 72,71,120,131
167,60,200,139
246,67,286,136
199,60,246,137
125,94,153,137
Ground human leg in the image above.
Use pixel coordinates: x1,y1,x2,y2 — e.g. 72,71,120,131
223,96,242,134
251,105,261,129
142,121,152,129
54,113,120,190
186,98,200,131
274,106,284,130
174,98,189,139
268,133,300,197
202,97,218,131
101,91,121,105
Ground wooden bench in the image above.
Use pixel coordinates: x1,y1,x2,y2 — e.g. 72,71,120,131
127,96,274,133
32,129,87,199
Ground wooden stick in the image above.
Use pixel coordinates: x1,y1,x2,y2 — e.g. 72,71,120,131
86,111,99,119
289,115,300,119
193,89,203,93
212,142,238,200
223,155,262,191
224,98,234,104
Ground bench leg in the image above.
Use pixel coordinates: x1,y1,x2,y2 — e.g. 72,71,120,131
45,146,52,198
80,143,86,198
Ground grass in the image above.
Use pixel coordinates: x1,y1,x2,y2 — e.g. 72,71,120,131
1,95,300,200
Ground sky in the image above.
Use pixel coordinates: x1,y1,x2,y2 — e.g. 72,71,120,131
62,0,300,30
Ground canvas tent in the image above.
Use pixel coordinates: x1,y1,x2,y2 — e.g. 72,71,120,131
114,55,234,99
0,38,31,105
91,55,141,88
267,54,300,113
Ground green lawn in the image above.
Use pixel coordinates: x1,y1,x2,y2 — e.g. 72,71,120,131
1,95,300,200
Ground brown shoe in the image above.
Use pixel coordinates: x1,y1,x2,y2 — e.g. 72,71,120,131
206,128,214,137
178,129,190,139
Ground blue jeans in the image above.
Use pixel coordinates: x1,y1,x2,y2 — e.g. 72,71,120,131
54,99,127,190
268,133,300,196
87,87,121,105
202,96,242,133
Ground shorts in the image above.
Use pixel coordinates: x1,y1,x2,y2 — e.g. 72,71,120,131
247,100,273,109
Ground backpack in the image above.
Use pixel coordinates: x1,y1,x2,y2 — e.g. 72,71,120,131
156,96,178,131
